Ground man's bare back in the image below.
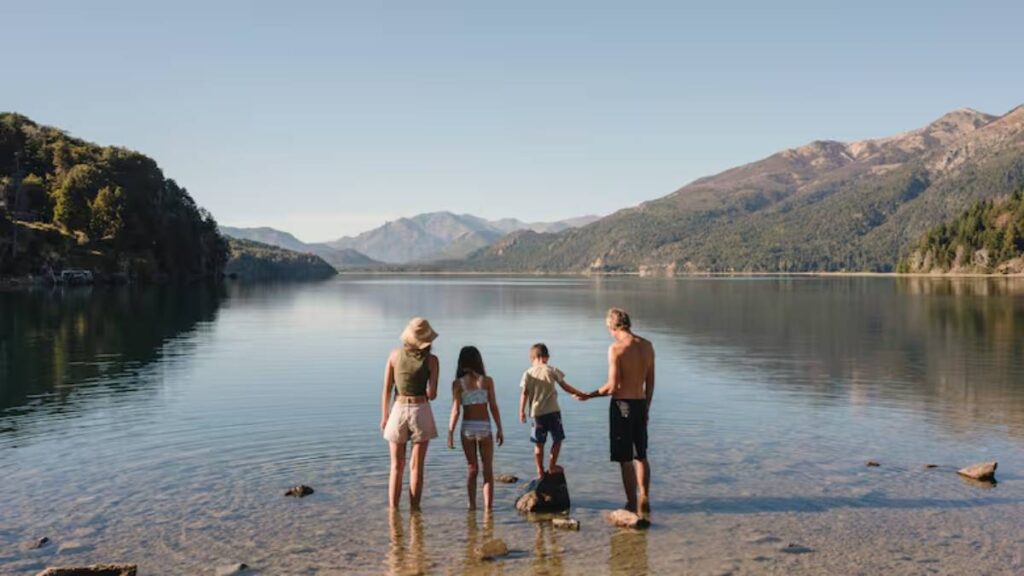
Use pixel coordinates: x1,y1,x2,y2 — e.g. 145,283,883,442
609,333,655,401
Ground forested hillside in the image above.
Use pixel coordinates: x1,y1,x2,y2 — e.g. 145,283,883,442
225,239,337,280
900,190,1024,274
465,106,1024,273
0,113,227,280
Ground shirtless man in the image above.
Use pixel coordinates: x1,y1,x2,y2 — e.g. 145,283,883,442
580,308,655,514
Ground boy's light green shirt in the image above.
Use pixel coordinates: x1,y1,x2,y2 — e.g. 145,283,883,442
520,364,566,418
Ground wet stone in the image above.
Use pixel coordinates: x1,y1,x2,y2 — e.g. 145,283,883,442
780,543,815,554
495,474,519,484
35,565,137,576
215,563,249,576
957,462,997,482
477,539,509,560
866,461,881,467
22,537,51,550
606,509,650,529
284,485,315,497
551,517,580,530
515,472,570,513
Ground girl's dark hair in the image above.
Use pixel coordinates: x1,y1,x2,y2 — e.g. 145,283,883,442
456,346,486,378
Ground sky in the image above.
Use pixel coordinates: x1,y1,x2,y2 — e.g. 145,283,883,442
3,1,1024,242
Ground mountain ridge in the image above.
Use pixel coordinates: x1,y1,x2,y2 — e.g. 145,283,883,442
463,105,1024,273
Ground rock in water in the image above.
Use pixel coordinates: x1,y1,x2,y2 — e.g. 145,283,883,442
284,485,314,497
515,471,570,513
552,517,580,530
495,474,519,484
606,509,650,529
35,565,137,576
22,537,50,550
477,539,509,560
958,462,997,482
865,461,880,467
215,563,249,576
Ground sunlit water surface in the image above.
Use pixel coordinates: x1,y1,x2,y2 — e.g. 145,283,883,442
1,276,1023,575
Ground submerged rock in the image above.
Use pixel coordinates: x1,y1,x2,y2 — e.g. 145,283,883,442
35,565,137,576
22,537,50,550
606,509,650,529
957,462,997,482
923,464,938,469
284,485,314,497
215,563,249,575
477,539,509,560
780,543,815,554
495,474,519,484
515,471,570,513
551,517,580,530
865,461,880,467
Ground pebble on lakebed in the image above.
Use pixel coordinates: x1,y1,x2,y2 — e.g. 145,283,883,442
477,539,509,560
22,537,50,550
35,564,137,576
552,517,580,530
284,485,314,497
214,563,249,576
865,461,880,467
495,474,518,484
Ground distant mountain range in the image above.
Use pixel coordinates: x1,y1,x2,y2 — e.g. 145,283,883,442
219,226,379,269
463,106,1024,273
324,212,601,263
223,213,600,266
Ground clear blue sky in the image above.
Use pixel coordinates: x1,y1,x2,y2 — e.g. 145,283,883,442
3,1,1023,241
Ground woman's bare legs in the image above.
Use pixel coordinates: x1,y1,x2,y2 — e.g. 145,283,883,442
479,435,495,510
389,441,407,509
409,441,429,510
461,435,479,509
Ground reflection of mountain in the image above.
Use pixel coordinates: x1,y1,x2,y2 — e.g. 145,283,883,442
0,286,224,412
595,277,1024,437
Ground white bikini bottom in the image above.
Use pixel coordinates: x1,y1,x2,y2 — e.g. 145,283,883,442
461,420,492,440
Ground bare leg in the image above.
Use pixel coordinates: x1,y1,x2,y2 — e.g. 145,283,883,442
619,460,638,512
461,435,479,510
636,458,651,514
548,440,562,473
533,443,545,478
409,441,429,510
479,435,495,510
389,442,407,509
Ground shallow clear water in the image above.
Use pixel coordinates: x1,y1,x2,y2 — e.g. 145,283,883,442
1,276,1023,575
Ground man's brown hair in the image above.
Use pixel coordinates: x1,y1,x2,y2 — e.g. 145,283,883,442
606,308,632,331
530,343,550,359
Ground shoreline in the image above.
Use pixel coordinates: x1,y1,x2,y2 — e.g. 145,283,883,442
333,269,1024,279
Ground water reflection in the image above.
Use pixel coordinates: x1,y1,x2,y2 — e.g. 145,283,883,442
0,285,223,413
387,510,431,576
608,529,648,575
531,522,565,575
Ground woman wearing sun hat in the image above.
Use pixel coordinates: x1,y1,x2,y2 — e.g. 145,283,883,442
382,317,440,510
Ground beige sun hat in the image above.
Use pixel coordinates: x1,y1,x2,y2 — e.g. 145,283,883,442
401,317,438,349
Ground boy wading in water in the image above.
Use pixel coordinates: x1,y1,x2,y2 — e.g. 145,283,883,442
581,308,655,515
519,343,586,479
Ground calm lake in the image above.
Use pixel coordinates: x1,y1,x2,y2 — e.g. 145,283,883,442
1,276,1023,575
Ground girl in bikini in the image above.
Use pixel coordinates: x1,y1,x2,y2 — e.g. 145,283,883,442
447,346,505,510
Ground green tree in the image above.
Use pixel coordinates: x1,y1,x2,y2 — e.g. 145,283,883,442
90,185,125,241
52,164,100,233
20,173,48,216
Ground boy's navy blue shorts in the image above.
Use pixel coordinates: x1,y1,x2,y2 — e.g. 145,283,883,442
531,411,565,444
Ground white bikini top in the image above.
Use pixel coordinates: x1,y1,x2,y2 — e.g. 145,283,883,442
459,377,489,406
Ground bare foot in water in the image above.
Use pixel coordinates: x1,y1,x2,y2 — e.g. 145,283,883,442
639,495,650,516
